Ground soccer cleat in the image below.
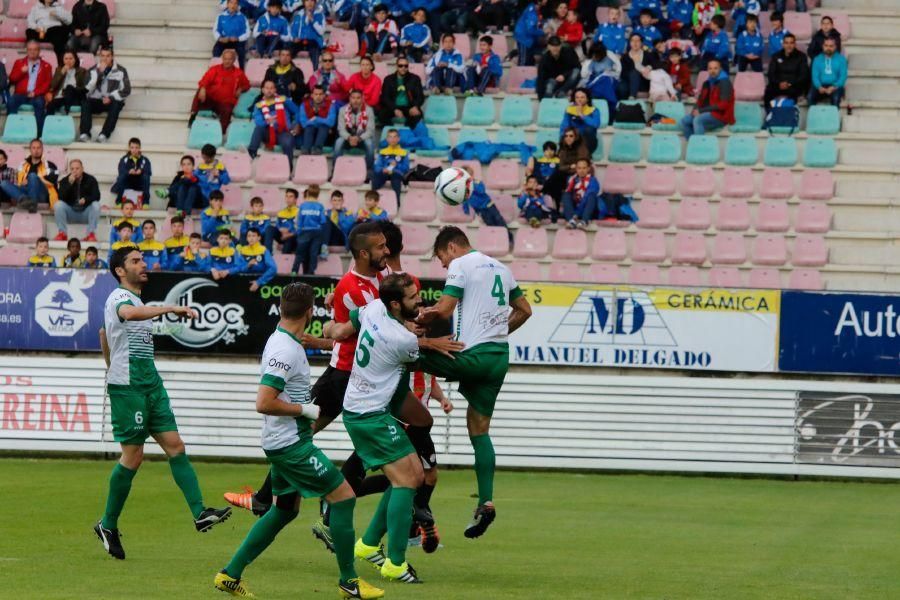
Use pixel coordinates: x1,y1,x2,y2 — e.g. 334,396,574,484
94,520,125,560
311,517,335,553
224,488,271,517
354,539,386,569
214,571,256,598
464,502,496,539
420,522,440,554
195,506,232,532
380,559,422,583
339,578,385,599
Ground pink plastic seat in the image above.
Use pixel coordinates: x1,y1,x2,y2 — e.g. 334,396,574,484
798,169,834,200
251,186,283,216
221,184,245,213
439,201,475,223
220,151,252,182
795,201,830,233
294,57,314,80
721,167,755,198
603,164,637,195
642,165,676,196
694,71,709,98
784,12,813,40
77,52,95,70
734,72,765,101
427,258,447,279
400,258,424,278
275,252,294,274
788,268,824,290
505,66,537,94
752,234,788,266
339,189,360,213
631,230,666,263
749,268,782,289
829,11,852,41
409,158,442,189
0,212,4,236
0,20,26,48
549,262,583,282
711,233,747,264
399,189,437,222
668,266,702,286
486,159,521,190
510,260,542,281
636,197,670,229
551,229,588,259
589,263,623,283
0,49,20,70
756,200,790,232
328,28,359,58
792,235,828,267
451,160,481,181
6,1,33,18
480,226,513,257
676,198,710,230
40,51,57,70
492,193,518,223
254,153,290,184
292,155,329,185
0,244,30,266
758,11,773,37
408,62,426,82
245,59,270,86
708,267,743,287
8,212,43,243
681,166,716,197
331,155,368,186
376,191,398,216
672,232,706,265
760,168,795,199
513,227,547,259
400,223,431,256
491,35,509,59
315,254,345,276
628,264,662,285
0,146,27,170
43,146,66,171
591,229,627,261
454,34,472,59
716,199,750,231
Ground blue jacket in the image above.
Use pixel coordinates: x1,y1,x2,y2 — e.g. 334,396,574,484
252,96,301,129
560,105,601,139
27,254,56,267
272,205,299,234
514,4,543,49
374,146,410,176
138,240,168,271
462,181,492,214
238,242,277,286
209,246,245,274
633,25,662,49
731,0,760,31
667,0,694,27
240,212,272,241
296,201,327,232
811,52,848,89
564,174,600,207
201,207,233,240
469,52,503,80
400,0,439,12
214,10,251,41
768,28,789,56
701,30,732,61
110,217,143,244
115,153,152,198
171,248,211,272
401,22,431,49
593,23,626,55
164,235,190,258
357,206,390,222
736,30,764,57
253,13,290,41
326,207,356,239
298,100,336,129
628,0,663,21
194,160,231,200
534,156,558,183
290,9,325,46
517,192,551,213
426,49,465,79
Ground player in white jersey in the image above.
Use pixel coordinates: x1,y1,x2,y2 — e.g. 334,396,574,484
416,226,533,539
215,283,384,600
94,247,232,561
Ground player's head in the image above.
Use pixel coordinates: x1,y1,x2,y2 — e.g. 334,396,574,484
379,221,403,258
35,236,49,256
381,273,421,321
349,221,389,272
209,190,224,209
85,246,99,263
246,227,261,245
121,198,135,217
142,219,156,240
170,214,184,237
250,196,264,213
110,248,147,285
432,226,471,268
217,229,233,247
280,282,315,322
188,233,202,253
117,221,134,242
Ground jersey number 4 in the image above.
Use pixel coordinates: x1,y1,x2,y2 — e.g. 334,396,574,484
491,275,506,306
356,330,375,367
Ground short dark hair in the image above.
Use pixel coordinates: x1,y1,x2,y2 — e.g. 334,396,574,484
85,246,98,255
217,229,232,239
303,185,319,199
68,237,81,248
433,226,469,256
250,196,263,205
209,190,225,201
311,84,326,94
268,0,282,7
821,15,833,24
128,137,141,146
189,233,202,240
0,149,8,160
365,190,380,202
547,35,562,47
181,154,195,165
109,246,137,282
668,47,683,57
201,143,217,158
246,226,261,237
117,221,134,232
380,273,415,310
280,282,315,319
121,198,135,207
348,221,384,259
771,11,784,22
711,14,726,28
379,221,403,257
170,214,184,225
542,140,558,152
441,33,455,43
746,14,758,24
479,35,493,46
639,8,652,17
373,3,387,12
36,236,48,245
142,219,156,229
331,190,344,199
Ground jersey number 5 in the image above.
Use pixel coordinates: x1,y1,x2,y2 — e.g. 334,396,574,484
356,330,375,367
491,275,506,306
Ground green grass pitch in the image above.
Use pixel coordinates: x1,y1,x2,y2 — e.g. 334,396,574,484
3,457,900,599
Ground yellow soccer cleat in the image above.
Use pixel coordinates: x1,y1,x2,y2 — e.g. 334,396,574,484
381,559,423,583
354,539,386,569
214,571,257,598
339,577,385,599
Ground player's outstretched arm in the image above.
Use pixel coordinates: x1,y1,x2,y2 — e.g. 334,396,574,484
256,384,320,419
416,295,458,325
99,328,110,368
508,294,532,335
301,333,335,351
322,319,358,341
418,335,465,358
117,304,197,322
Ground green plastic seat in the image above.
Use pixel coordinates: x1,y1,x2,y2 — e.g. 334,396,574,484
537,98,567,128
224,120,254,150
188,118,223,149
197,109,217,120
803,137,837,168
461,96,495,126
499,96,533,127
806,105,840,135
496,127,528,157
591,135,605,161
456,127,490,145
18,104,34,113
685,134,720,165
608,132,641,163
2,114,37,144
730,102,763,133
764,136,798,167
724,134,759,166
415,126,451,157
647,133,681,164
651,101,685,131
233,90,259,119
423,95,457,125
614,100,648,130
380,126,411,143
591,99,611,128
532,128,560,156
41,115,76,145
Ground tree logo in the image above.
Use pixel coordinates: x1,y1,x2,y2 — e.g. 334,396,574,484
34,282,90,337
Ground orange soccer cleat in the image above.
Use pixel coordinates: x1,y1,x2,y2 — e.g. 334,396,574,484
223,487,271,517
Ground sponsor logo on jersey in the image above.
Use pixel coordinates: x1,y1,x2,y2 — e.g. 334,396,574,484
148,278,248,347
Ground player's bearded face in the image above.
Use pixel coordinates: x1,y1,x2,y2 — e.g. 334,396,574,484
366,235,389,270
400,285,422,320
125,252,148,284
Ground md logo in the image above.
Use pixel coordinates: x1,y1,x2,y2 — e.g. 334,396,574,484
588,297,645,335
548,290,677,347
34,283,89,337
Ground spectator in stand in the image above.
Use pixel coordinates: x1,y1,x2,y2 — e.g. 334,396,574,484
561,158,600,230
628,0,664,25
26,0,72,65
441,0,473,35
537,36,580,100
54,158,100,242
241,195,271,245
238,227,277,291
1,139,59,213
593,7,627,56
164,214,190,260
188,49,250,132
111,137,152,206
63,237,82,267
666,48,693,98
426,34,465,94
633,9,663,51
378,57,424,128
473,0,509,34
68,0,110,56
291,185,327,274
543,2,568,38
808,15,842,60
264,187,300,253
210,230,244,280
290,0,326,70
345,55,383,109
214,0,251,69
46,50,88,115
560,88,601,155
248,79,301,167
80,45,130,143
557,9,584,49
253,0,290,59
775,0,805,13
736,14,764,73
465,35,503,96
513,0,546,66
542,127,588,210
518,176,552,227
649,58,678,102
764,34,810,110
109,198,142,244
201,190,233,244
668,0,695,41
0,150,16,204
164,156,201,215
138,220,168,271
365,5,399,61
400,8,431,63
171,233,210,273
308,51,349,105
525,140,559,187
8,42,53,138
265,48,308,104
731,0,761,35
336,89,376,175
809,38,847,108
330,0,369,39
108,222,138,263
28,237,56,267
692,0,721,43
681,59,734,139
323,190,355,247
356,189,390,222
768,12,789,57
618,34,652,100
372,128,408,208
83,246,107,269
280,0,303,19
700,14,731,72
462,167,511,242
298,84,336,155
196,144,231,207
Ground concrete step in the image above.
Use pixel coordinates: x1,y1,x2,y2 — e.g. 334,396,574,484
113,0,219,22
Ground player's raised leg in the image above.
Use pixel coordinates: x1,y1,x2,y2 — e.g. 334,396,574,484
95,442,142,560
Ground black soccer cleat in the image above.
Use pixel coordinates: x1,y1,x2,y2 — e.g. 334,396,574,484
195,506,233,532
463,502,496,539
94,520,125,560
413,506,440,553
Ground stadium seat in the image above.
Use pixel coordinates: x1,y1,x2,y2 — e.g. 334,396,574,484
608,132,641,163
479,226,513,257
221,185,245,213
628,264,662,285
685,135,719,165
331,156,367,186
806,105,840,135
549,262,583,283
0,50,21,72
672,232,707,265
636,197,670,229
711,233,747,264
244,59,270,86
486,159,520,190
439,204,473,228
496,127,527,152
233,90,258,119
505,66,537,94
591,137,605,161
756,200,790,232
758,10,773,36
693,71,709,97
798,169,834,200
423,95,457,125
225,120,254,150
510,260,542,281
734,72,766,101
252,186,283,215
788,268,824,290
829,11,852,40
340,189,360,213
329,28,359,57
499,96,534,127
0,212,4,238
417,127,451,157
730,102,763,133
8,212,43,243
642,165,676,196
292,155,329,185
513,227,547,259
451,160,481,181
591,100,611,128
425,259,446,279
681,166,716,197
724,135,758,166
316,254,345,276
0,244,30,266
752,234,788,266
589,263,623,284
632,230,666,262
720,167,756,198
602,164,637,194
399,189,436,222
795,201,831,233
764,136,798,167
676,198,711,230
591,229,627,261
0,20,26,49
803,137,837,168
708,267,743,288
537,98,568,128
792,234,828,267
760,168,795,199
715,199,751,231
7,0,33,18
407,158,441,189
41,115,75,145
456,127,490,146
647,133,681,164
749,268,782,289
2,114,37,144
0,146,26,171
551,229,588,260
668,265,702,286
400,224,431,256
614,100,648,130
651,101,685,131
159,216,195,240
220,151,252,182
43,146,66,171
784,11,813,40
454,33,472,59
533,128,560,155
461,96,495,126
253,153,290,184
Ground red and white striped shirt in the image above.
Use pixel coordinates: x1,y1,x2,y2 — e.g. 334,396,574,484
330,270,382,371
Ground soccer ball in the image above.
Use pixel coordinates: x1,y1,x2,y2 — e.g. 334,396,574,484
434,167,472,206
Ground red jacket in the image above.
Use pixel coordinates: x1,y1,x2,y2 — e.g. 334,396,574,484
198,64,251,106
344,72,382,110
9,58,52,97
697,74,735,125
556,21,584,45
668,62,693,96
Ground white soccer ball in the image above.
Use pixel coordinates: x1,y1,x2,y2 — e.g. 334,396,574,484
434,167,473,206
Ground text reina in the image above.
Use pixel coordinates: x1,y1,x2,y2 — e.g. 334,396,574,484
834,302,899,338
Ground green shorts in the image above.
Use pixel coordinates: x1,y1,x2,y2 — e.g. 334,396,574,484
108,381,178,445
417,342,509,417
266,441,345,499
343,409,416,471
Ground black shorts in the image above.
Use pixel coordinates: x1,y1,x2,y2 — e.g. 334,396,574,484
405,424,437,470
312,366,351,420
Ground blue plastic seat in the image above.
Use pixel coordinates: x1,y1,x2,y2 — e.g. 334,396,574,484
724,134,759,166
806,105,840,135
461,96,495,126
380,126,412,143
423,95,457,125
224,120,254,150
614,100,648,130
651,101,685,131
415,126,451,157
496,127,528,157
533,128,560,156
233,90,259,119
647,133,681,164
2,114,37,144
188,118,223,149
730,102,763,133
537,98,568,128
685,134,720,165
41,115,76,145
591,135,605,161
499,96,534,127
456,127,490,145
764,137,798,167
608,132,641,163
591,99,611,128
803,137,837,168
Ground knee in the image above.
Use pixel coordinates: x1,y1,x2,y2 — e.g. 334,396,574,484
424,468,437,486
120,447,144,470
166,440,187,457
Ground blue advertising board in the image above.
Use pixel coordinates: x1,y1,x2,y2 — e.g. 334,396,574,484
780,291,900,376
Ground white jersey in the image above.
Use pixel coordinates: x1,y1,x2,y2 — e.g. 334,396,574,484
343,299,420,415
103,287,160,388
259,327,314,451
444,251,521,350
